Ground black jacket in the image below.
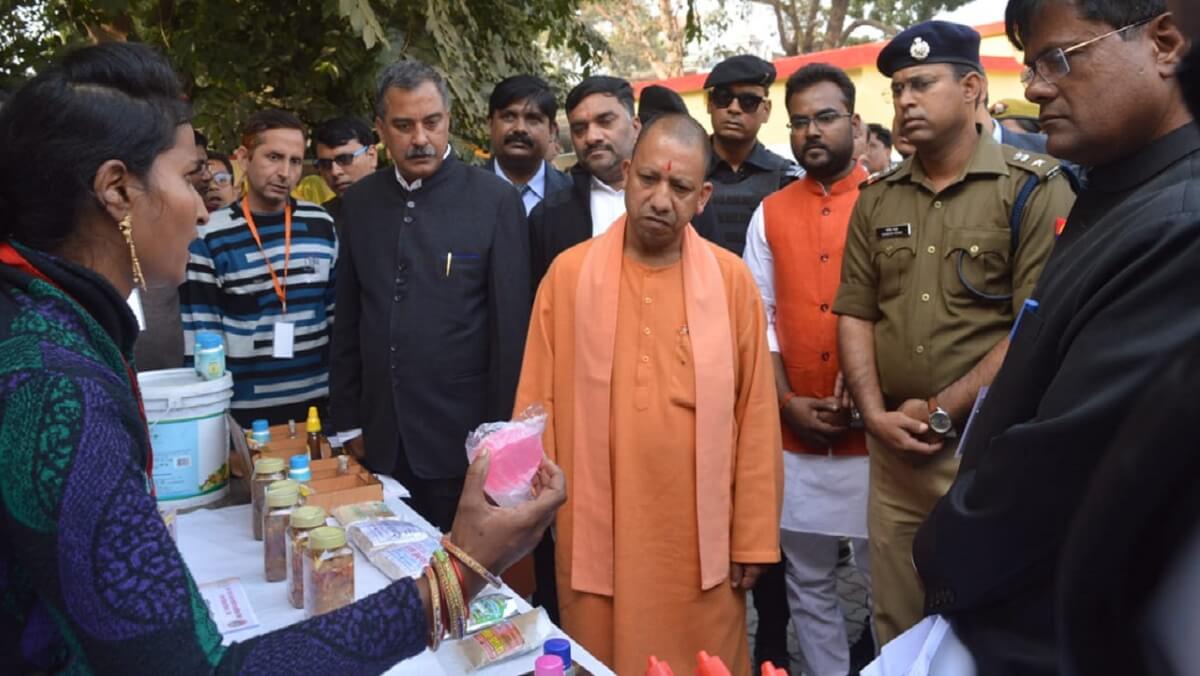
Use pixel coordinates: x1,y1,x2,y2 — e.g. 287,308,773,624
527,165,720,287
914,124,1200,675
330,157,531,479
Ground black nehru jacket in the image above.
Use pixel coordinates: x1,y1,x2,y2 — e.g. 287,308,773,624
330,156,531,479
913,124,1200,675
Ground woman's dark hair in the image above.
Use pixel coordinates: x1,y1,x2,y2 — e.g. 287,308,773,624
0,42,192,251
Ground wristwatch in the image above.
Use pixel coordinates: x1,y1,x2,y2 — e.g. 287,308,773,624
928,398,954,436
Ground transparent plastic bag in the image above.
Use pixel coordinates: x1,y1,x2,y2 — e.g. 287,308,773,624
464,404,548,507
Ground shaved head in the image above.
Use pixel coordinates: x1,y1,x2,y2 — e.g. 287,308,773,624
622,112,714,261
632,113,712,174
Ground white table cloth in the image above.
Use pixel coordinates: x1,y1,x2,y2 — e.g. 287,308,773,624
176,479,612,675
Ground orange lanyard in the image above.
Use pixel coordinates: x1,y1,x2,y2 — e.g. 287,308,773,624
242,200,292,313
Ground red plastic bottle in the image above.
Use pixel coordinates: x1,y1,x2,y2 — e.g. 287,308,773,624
646,656,675,676
695,651,731,676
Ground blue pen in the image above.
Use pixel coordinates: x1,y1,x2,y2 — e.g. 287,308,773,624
1010,298,1040,340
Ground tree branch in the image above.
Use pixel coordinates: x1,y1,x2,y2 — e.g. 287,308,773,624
838,18,902,47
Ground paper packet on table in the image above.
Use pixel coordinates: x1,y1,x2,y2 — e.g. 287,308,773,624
331,500,395,526
464,404,547,507
454,608,554,670
366,537,443,580
347,518,429,554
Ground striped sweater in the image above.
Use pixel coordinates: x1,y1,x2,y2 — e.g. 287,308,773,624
181,198,337,424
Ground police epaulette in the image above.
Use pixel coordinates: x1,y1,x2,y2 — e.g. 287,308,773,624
1005,147,1059,178
862,163,901,187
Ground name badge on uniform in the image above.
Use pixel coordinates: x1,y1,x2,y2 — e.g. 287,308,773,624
273,321,295,359
876,224,912,240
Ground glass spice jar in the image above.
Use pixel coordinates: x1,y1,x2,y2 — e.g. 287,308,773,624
250,457,286,541
304,526,355,617
287,505,327,609
263,483,300,582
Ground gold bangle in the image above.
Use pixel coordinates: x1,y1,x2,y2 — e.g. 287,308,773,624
442,536,503,588
434,549,468,639
424,565,443,651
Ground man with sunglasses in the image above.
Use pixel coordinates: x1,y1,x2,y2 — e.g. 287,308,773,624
313,115,378,225
703,55,802,257
908,3,1200,673
833,20,1075,649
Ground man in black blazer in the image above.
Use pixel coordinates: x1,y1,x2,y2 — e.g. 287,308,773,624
331,59,531,532
485,75,572,215
528,77,718,286
913,3,1196,673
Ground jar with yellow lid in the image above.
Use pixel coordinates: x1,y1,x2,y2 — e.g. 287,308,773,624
250,457,286,541
303,526,354,617
263,482,300,582
287,505,327,608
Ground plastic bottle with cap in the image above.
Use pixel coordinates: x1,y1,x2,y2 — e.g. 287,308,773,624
535,655,564,676
306,406,324,460
544,638,574,675
646,656,675,676
288,454,312,485
193,331,225,380
250,419,271,450
695,651,731,676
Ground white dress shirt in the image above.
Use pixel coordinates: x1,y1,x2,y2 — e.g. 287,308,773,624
493,160,547,216
589,177,626,237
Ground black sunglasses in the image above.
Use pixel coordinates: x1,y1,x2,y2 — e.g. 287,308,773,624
710,89,766,113
315,144,370,171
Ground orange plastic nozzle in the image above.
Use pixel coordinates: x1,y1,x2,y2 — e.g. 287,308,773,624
646,655,676,676
695,651,732,676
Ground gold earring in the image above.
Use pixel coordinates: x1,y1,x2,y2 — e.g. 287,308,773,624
118,215,146,290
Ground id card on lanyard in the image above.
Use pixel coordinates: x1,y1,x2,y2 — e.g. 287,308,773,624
242,200,294,358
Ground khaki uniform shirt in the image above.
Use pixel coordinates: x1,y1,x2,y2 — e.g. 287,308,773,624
833,132,1076,404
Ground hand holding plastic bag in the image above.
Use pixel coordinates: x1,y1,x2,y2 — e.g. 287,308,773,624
464,404,548,507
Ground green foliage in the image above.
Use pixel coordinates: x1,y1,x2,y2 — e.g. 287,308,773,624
0,0,606,152
858,0,972,29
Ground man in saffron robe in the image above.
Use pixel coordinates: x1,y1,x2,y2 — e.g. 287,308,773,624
514,113,783,675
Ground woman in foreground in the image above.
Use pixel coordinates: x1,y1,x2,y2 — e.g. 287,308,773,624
0,41,565,674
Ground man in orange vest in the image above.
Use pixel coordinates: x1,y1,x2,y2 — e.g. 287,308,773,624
744,63,871,676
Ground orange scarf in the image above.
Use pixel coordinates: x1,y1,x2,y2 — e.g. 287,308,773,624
571,216,736,594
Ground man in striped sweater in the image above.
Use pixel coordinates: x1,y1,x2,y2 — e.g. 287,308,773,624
181,110,338,426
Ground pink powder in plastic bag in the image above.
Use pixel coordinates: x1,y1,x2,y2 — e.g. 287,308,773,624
465,405,547,507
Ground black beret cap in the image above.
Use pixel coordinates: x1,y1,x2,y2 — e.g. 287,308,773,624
877,21,982,78
638,85,689,125
704,54,776,89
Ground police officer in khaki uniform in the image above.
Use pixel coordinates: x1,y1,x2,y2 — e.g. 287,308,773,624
833,21,1075,646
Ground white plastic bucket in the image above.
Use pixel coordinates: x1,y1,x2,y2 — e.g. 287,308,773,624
138,368,234,510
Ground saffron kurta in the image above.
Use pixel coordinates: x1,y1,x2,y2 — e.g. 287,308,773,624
515,232,783,676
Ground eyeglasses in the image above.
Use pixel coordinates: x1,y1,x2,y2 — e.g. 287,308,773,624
710,89,766,113
211,171,233,186
788,111,853,131
1020,15,1159,87
315,144,370,171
